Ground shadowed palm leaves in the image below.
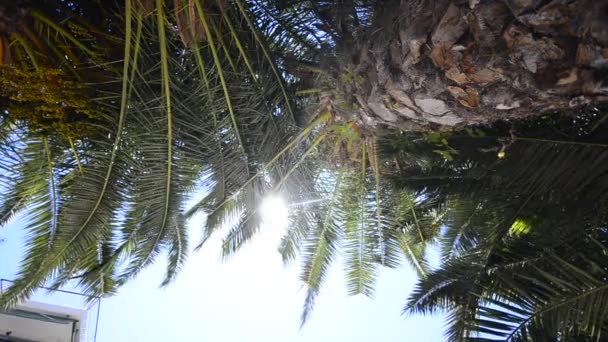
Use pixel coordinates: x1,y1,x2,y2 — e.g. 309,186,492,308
401,110,608,340
0,1,114,71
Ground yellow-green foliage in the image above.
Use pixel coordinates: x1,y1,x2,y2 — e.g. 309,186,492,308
0,66,99,139
510,218,532,236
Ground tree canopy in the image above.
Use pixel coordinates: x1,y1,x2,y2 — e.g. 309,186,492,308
1,0,607,340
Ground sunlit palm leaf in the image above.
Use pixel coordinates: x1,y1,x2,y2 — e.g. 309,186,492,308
300,170,344,325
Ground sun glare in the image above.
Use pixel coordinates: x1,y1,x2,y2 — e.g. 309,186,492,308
260,195,289,231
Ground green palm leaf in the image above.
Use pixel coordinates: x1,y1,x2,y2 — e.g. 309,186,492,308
343,144,377,296
300,170,344,325
0,136,64,308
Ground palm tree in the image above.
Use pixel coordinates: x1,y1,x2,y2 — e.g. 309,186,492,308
0,0,123,299
402,108,608,340
0,0,299,306
248,0,608,128
0,0,607,329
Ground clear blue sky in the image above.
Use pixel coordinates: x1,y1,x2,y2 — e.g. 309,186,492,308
1,209,444,341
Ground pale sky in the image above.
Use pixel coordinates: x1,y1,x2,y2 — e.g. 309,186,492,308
0,203,444,341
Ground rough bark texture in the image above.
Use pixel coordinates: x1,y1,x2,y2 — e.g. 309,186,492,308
331,0,608,131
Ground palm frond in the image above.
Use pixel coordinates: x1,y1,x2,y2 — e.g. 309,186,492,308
442,235,608,341
299,170,344,325
0,136,64,308
234,0,295,122
342,145,378,296
278,209,316,264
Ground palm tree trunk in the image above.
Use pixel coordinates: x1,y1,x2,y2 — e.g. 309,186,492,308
329,0,608,131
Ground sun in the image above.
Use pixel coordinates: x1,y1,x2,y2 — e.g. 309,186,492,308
260,195,289,232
